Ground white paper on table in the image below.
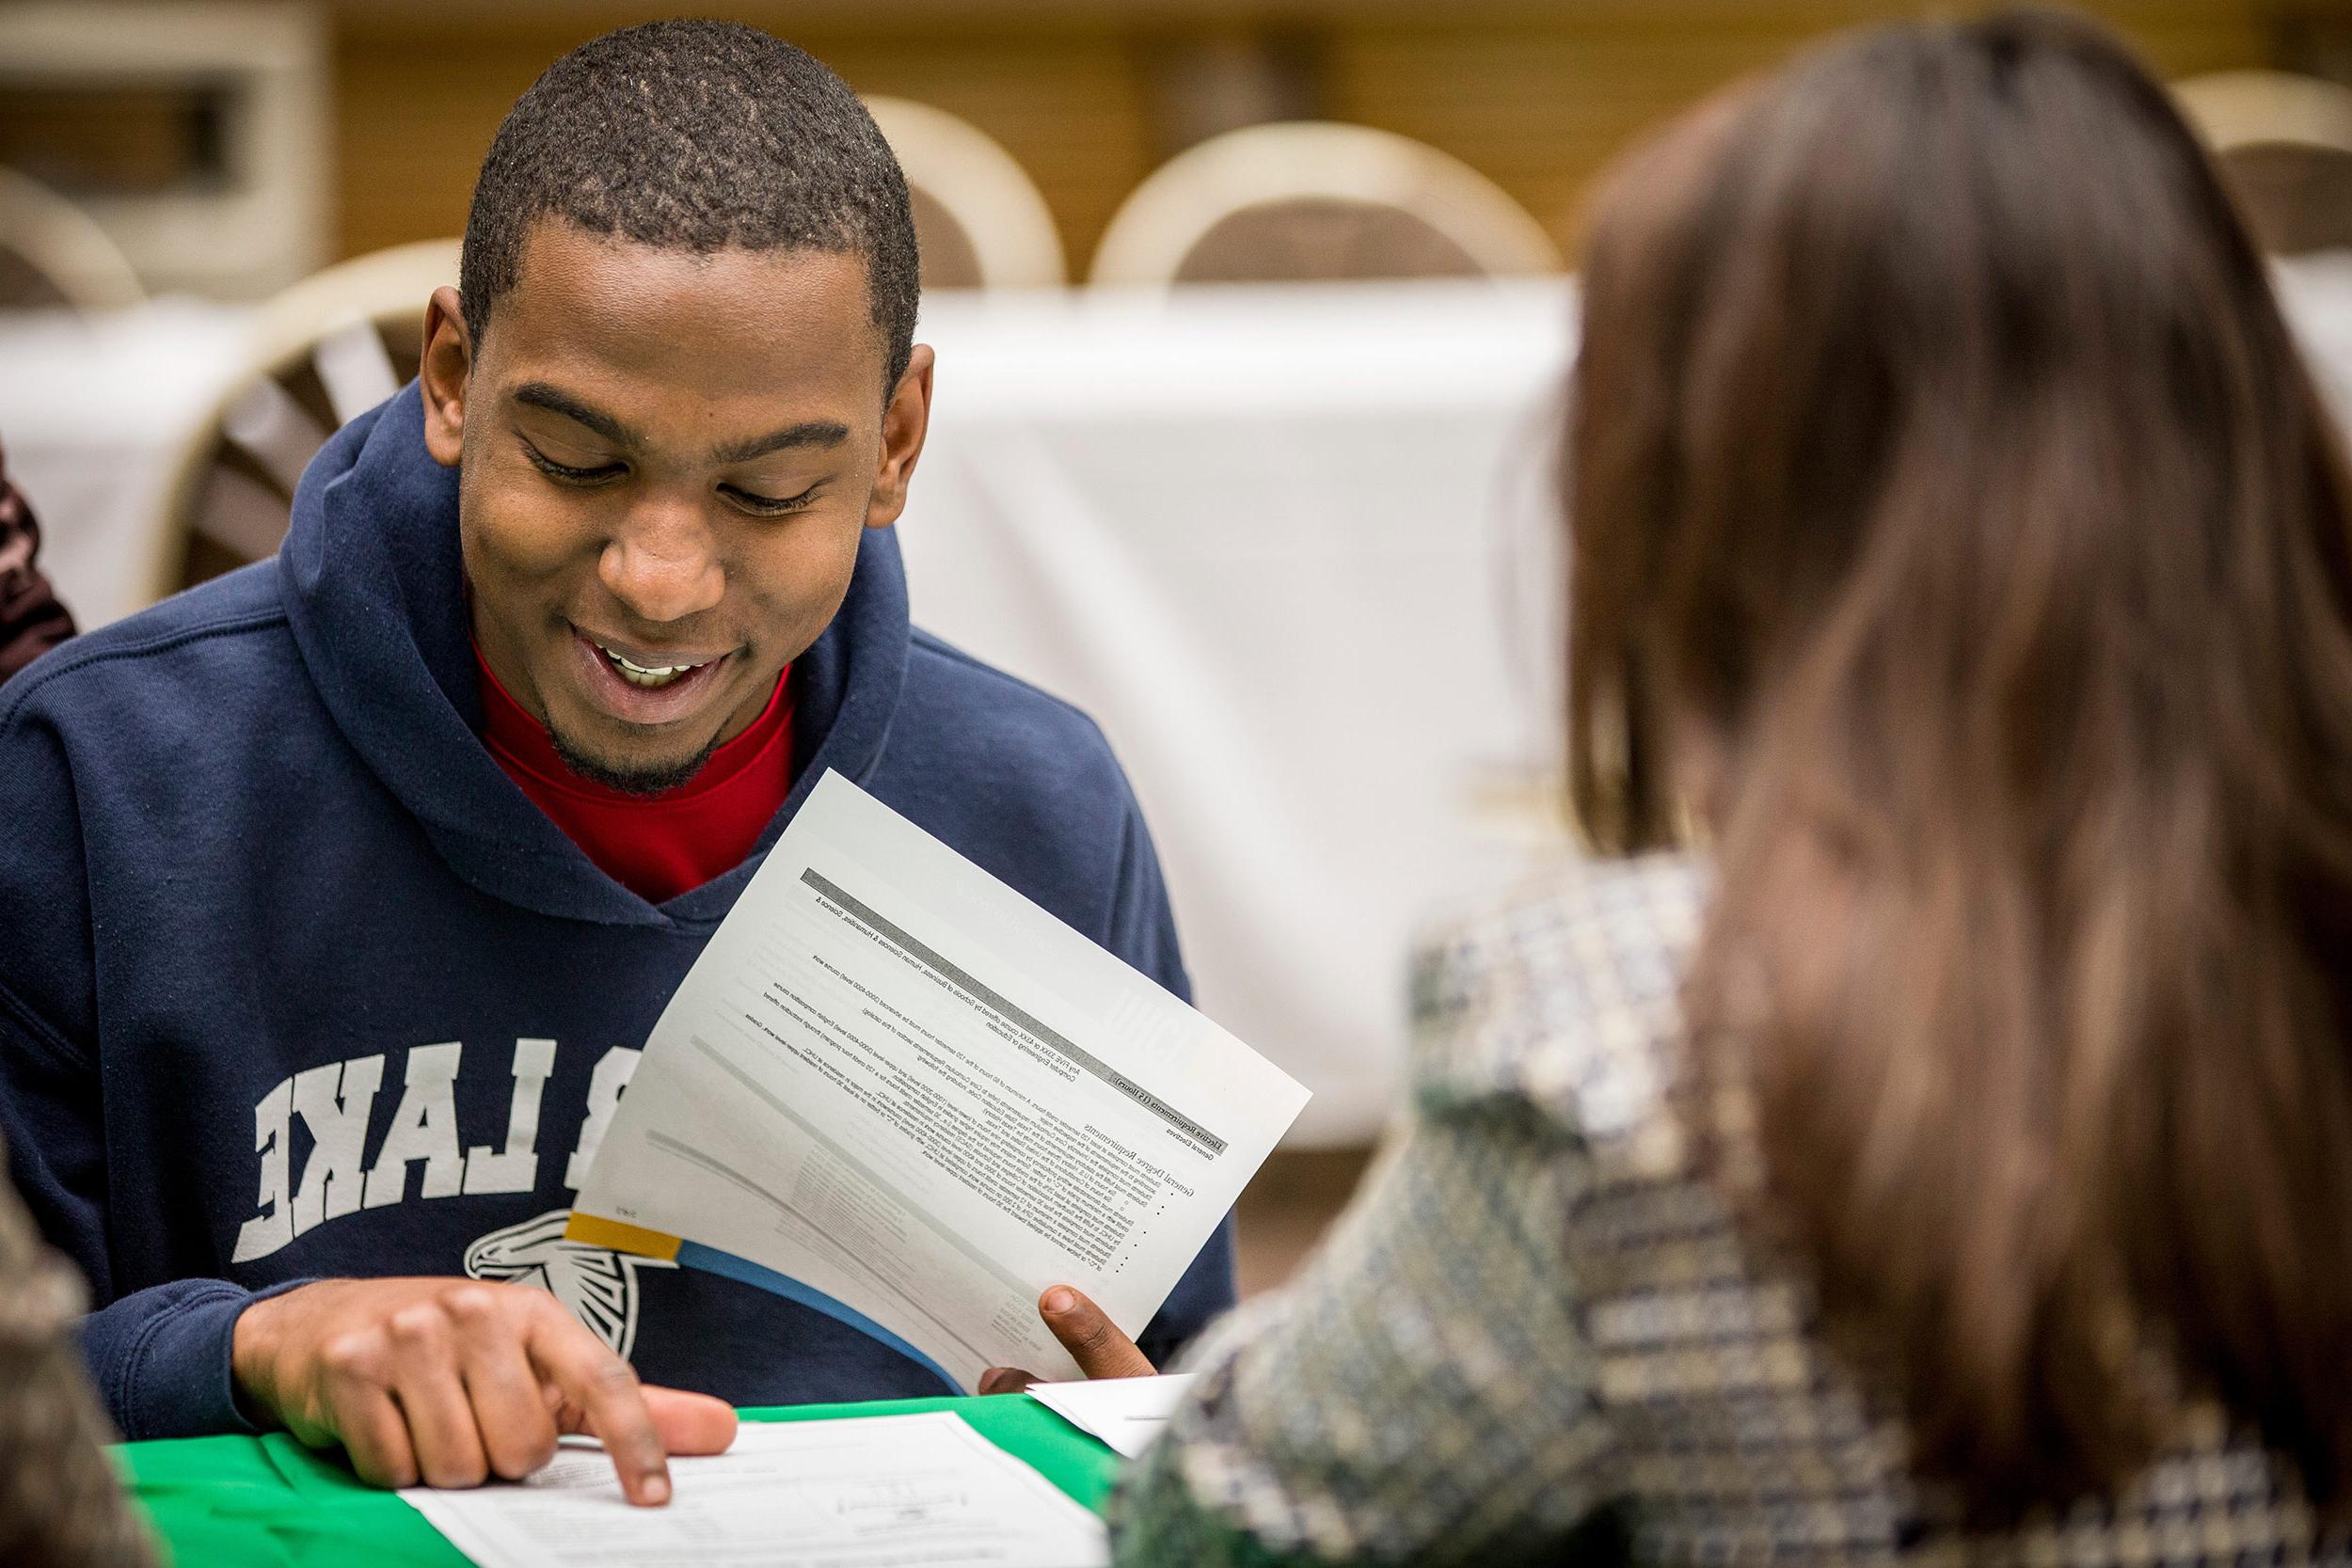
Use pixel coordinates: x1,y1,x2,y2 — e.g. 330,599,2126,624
570,769,1311,1388
400,1413,1105,1568
1027,1374,1196,1459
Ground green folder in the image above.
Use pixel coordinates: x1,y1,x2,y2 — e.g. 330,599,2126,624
118,1393,1119,1567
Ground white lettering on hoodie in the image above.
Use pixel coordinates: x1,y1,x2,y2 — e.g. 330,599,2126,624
231,1040,639,1263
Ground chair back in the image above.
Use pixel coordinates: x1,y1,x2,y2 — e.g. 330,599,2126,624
1089,121,1559,286
865,97,1065,289
148,238,457,600
0,165,144,311
2176,71,2352,255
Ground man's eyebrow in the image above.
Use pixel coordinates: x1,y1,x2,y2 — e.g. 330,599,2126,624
512,384,847,465
711,421,851,465
513,383,641,450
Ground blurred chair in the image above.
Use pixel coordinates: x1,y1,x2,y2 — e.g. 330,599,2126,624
2175,71,2352,255
864,97,1066,289
1089,121,1561,286
148,238,457,599
0,165,145,311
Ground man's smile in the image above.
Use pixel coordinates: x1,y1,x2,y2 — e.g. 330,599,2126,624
567,626,736,724
584,633,725,689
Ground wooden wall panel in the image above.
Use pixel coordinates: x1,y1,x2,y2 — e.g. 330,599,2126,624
335,11,1157,274
1325,2,2280,254
330,2,2309,274
336,25,554,257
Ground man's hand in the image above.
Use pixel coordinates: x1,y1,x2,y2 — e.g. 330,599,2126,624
977,1286,1156,1393
231,1277,737,1504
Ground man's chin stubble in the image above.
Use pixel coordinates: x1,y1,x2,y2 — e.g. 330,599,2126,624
548,723,726,798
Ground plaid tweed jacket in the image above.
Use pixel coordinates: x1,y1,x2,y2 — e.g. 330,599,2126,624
1106,855,2344,1566
0,1128,154,1567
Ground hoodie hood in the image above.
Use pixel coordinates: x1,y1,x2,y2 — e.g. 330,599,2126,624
278,385,910,929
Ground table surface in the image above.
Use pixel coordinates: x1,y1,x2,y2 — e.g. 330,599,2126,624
117,1394,1120,1567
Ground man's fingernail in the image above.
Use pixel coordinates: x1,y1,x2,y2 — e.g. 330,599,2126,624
642,1474,671,1506
1042,1287,1076,1314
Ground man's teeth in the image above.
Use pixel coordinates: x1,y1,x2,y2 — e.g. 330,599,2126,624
596,643,708,689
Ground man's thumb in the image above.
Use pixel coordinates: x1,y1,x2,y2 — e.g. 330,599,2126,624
1039,1286,1154,1379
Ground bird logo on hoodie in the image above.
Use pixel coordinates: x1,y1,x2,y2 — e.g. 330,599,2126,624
462,1209,675,1357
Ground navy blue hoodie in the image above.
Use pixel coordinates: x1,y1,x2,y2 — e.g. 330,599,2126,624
0,387,1231,1441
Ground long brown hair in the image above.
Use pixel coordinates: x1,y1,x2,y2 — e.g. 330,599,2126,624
1567,9,2352,1516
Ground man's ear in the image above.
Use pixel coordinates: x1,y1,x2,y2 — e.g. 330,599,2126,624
865,342,935,531
419,286,472,469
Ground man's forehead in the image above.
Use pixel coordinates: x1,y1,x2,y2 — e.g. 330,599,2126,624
489,218,888,401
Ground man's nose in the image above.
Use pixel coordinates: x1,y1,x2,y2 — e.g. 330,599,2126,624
598,501,724,624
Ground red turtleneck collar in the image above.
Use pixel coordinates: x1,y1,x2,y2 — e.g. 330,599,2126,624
474,645,794,904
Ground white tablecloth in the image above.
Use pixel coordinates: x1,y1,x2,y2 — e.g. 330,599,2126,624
0,300,259,628
903,282,1572,1141
7,266,2352,1144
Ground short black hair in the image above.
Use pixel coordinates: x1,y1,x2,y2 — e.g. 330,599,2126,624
460,20,918,390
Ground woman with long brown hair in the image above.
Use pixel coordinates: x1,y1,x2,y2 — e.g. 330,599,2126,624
1106,9,2352,1562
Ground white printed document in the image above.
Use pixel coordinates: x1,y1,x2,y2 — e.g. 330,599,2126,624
569,770,1310,1386
1028,1375,1195,1458
401,1412,1106,1568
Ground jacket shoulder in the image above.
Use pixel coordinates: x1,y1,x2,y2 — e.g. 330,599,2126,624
899,628,1128,791
0,562,290,731
1409,854,1708,1146
904,628,1117,743
0,569,286,1056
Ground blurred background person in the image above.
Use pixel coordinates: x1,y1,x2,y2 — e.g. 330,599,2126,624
1107,10,2352,1563
0,439,73,682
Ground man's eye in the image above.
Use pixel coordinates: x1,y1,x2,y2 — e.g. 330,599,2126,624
522,443,623,485
722,483,820,517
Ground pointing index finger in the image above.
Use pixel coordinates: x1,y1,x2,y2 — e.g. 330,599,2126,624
526,1312,672,1506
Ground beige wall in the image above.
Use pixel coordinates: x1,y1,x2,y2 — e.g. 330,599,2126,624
330,1,2346,274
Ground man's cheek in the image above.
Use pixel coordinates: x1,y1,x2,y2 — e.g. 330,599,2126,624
479,495,595,583
776,523,866,612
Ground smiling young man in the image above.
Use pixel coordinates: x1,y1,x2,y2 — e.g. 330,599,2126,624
0,23,1216,1502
